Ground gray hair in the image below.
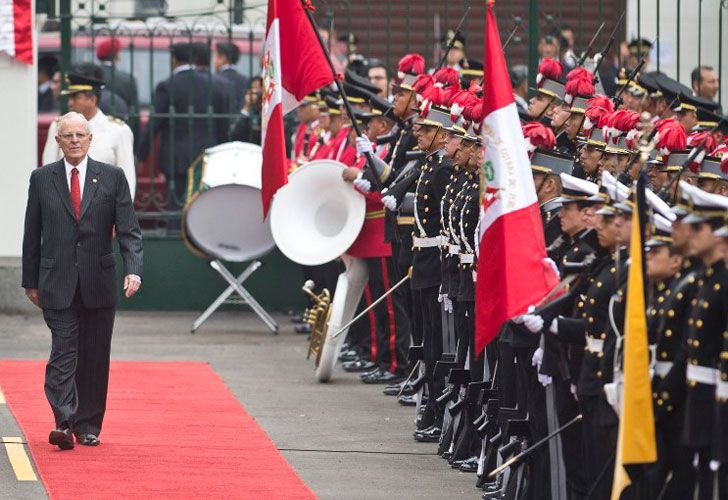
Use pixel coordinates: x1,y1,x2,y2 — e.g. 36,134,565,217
56,112,92,136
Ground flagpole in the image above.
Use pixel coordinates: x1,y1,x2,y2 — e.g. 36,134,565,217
300,1,382,191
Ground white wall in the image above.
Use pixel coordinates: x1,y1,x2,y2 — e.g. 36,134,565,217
0,16,37,258
627,0,728,102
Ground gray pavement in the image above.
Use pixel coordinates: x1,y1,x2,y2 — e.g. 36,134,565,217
0,310,479,499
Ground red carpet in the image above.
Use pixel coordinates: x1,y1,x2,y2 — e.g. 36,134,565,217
0,360,315,499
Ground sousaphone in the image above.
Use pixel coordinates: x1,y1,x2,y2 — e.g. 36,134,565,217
270,159,368,382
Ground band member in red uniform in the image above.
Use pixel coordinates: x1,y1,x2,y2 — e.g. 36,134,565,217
342,99,412,383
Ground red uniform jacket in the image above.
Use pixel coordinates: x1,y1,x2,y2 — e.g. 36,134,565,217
347,144,392,258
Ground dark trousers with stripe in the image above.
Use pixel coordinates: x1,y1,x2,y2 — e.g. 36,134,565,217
43,284,115,436
413,285,443,420
366,256,411,375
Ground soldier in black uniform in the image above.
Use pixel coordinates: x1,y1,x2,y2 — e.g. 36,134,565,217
714,221,728,497
678,181,728,500
644,211,700,499
531,149,574,251
385,106,453,442
577,127,607,184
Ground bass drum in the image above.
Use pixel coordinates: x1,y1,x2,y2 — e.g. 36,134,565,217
182,184,275,262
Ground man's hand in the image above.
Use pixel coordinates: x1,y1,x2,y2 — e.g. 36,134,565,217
25,288,40,308
124,274,142,298
355,136,373,155
382,195,397,211
342,167,359,182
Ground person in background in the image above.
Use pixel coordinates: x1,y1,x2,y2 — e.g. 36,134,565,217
559,25,577,72
229,77,262,144
510,64,529,118
367,62,389,98
38,55,58,112
96,38,139,115
43,64,136,200
215,41,249,113
691,65,721,113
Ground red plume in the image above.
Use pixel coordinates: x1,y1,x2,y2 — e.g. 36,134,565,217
583,94,614,133
467,80,483,95
536,58,563,86
412,73,434,96
522,121,556,153
564,67,595,103
687,131,718,152
433,67,461,89
397,53,425,79
654,118,687,155
443,85,462,108
712,144,728,173
423,84,446,107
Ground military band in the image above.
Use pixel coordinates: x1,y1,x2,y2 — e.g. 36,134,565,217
286,31,728,498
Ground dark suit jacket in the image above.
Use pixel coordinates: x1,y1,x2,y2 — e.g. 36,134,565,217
219,67,249,112
22,158,143,310
101,64,139,111
139,68,231,176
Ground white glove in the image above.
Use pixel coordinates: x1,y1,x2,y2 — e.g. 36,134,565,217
443,296,453,313
544,257,561,278
531,347,544,368
710,460,720,472
513,305,536,324
549,318,559,334
382,195,397,211
353,173,372,193
522,314,545,333
355,135,373,155
538,373,553,387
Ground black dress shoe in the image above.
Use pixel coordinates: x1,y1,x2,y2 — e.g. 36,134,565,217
382,381,404,396
441,450,453,460
75,433,100,446
294,323,312,334
338,347,362,362
49,428,74,450
414,425,442,442
397,394,417,406
359,367,383,380
361,370,405,385
343,359,376,372
459,456,479,473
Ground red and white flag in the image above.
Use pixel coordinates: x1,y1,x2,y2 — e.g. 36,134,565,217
474,1,559,354
0,0,32,64
261,0,334,216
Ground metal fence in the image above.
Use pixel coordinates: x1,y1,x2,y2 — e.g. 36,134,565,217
36,0,727,237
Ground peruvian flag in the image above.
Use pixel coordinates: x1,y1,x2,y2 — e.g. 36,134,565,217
474,1,559,354
261,0,334,216
0,0,32,64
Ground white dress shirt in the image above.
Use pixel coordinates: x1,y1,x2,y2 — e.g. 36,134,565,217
64,155,89,195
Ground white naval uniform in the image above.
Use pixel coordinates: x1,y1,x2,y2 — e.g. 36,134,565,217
43,109,136,199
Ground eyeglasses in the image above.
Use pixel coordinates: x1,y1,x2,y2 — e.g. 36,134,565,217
59,132,90,140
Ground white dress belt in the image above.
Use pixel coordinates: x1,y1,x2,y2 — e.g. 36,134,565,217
448,244,460,255
717,380,728,399
413,236,442,248
459,254,474,264
686,365,718,385
585,337,604,354
653,361,673,378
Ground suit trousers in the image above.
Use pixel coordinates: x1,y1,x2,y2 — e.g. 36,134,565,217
43,284,115,436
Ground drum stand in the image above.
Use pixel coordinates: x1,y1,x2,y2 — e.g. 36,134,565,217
191,259,279,334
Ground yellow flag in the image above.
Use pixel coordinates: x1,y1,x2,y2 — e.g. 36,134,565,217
611,204,657,499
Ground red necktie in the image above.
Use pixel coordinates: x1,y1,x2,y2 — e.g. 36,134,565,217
70,167,81,220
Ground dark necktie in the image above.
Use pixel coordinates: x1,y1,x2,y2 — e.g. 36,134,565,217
70,167,81,220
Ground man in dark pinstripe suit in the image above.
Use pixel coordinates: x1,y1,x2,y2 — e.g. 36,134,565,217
22,112,143,450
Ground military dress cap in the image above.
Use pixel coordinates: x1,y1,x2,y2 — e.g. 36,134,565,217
442,29,466,50
694,108,722,131
604,135,633,155
658,150,692,173
715,223,728,238
555,173,599,203
646,186,677,221
344,69,381,95
533,78,566,103
645,213,674,248
627,81,648,98
637,72,664,99
697,156,727,181
577,127,607,148
530,149,574,176
460,58,484,87
392,73,418,93
595,170,630,215
613,191,635,214
570,95,590,114
324,95,342,115
61,72,105,95
679,180,728,224
628,38,653,56
342,81,376,106
368,93,393,117
415,105,454,129
301,91,319,105
671,187,692,218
